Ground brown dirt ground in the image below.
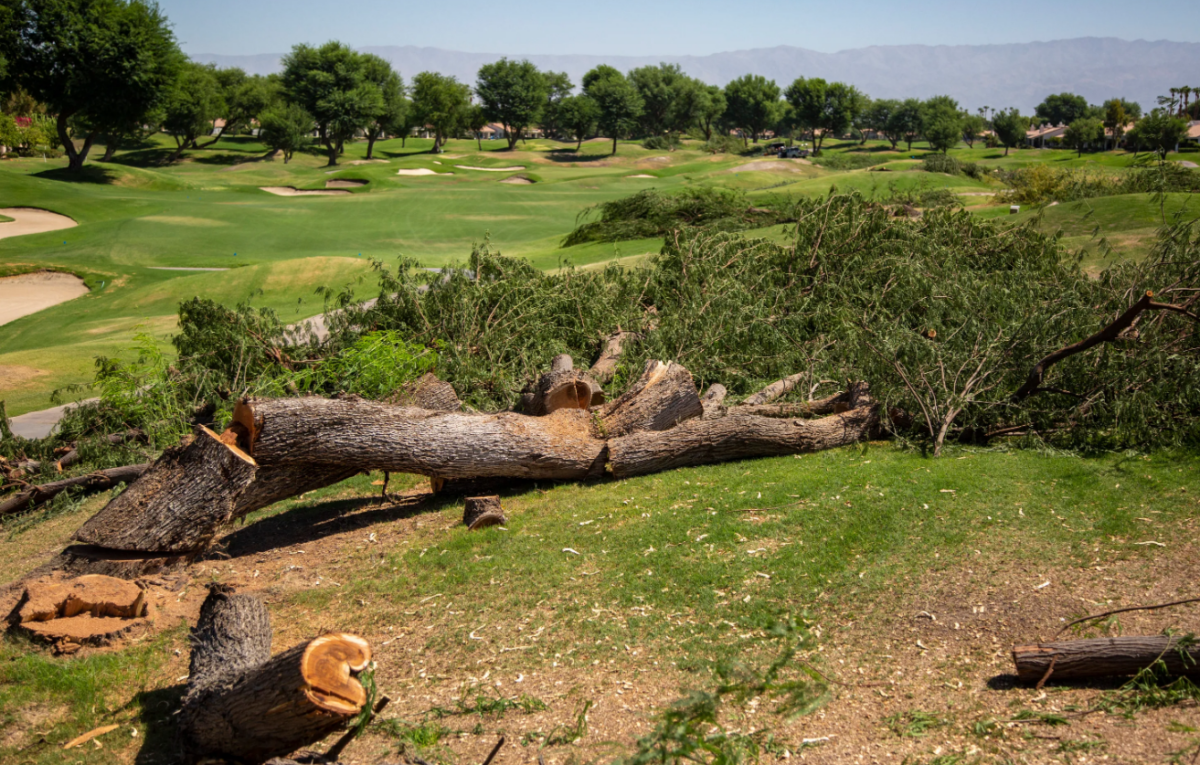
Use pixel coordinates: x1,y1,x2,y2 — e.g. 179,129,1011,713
3,483,1198,764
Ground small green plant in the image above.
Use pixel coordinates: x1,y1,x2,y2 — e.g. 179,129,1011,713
376,718,452,748
921,154,960,175
885,709,945,737
429,688,547,719
1012,709,1069,726
545,699,592,746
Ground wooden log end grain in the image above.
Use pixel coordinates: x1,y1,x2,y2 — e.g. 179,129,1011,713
464,495,507,530
14,574,151,651
302,632,373,713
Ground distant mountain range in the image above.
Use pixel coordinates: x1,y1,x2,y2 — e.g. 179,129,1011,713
193,38,1200,114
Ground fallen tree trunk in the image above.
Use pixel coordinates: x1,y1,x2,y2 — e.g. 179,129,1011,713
180,585,372,764
589,329,637,384
732,389,856,419
700,384,727,419
742,372,807,406
386,372,461,411
1012,636,1200,683
0,463,150,518
608,399,878,478
73,426,256,553
235,397,608,481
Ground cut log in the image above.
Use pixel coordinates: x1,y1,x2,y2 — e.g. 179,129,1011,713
742,372,807,406
0,463,150,518
731,390,856,419
235,397,608,481
700,384,727,419
180,585,372,764
72,426,256,553
463,495,506,529
1012,636,1200,683
598,360,703,438
590,330,636,384
608,400,879,478
386,372,461,411
520,356,603,415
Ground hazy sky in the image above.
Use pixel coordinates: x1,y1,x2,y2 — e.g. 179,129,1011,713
162,0,1200,56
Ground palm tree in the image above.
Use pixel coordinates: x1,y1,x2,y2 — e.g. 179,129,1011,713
1181,86,1193,118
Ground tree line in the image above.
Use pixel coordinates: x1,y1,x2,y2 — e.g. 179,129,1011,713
1,0,1194,172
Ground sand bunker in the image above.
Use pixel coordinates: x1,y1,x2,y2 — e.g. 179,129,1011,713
499,175,534,185
730,160,811,172
0,271,89,326
456,165,525,172
396,168,450,176
0,207,78,241
627,174,656,178
326,179,368,188
261,186,350,197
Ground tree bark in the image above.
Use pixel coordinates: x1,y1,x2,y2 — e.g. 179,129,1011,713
72,426,257,553
0,463,150,518
386,372,461,411
1012,636,1200,683
463,495,506,529
520,356,603,415
235,397,608,481
607,401,878,478
180,585,372,764
589,330,637,385
700,384,727,419
596,360,702,438
743,373,808,406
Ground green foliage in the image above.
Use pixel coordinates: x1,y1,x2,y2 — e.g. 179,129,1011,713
885,709,945,736
784,77,863,153
410,70,472,150
888,98,924,152
583,65,643,154
723,74,781,144
702,134,746,155
562,187,789,247
808,151,887,170
1,0,183,170
997,164,1120,205
921,154,960,175
475,58,548,149
616,618,826,765
557,94,599,149
1129,110,1191,159
1036,92,1091,126
161,62,224,158
258,102,314,163
991,108,1027,155
281,41,386,165
921,95,963,154
642,134,681,151
1065,117,1105,156
960,112,987,147
887,183,962,210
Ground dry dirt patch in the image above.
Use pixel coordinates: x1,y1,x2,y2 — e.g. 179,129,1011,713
0,207,77,240
0,364,48,388
0,271,89,325
730,160,811,173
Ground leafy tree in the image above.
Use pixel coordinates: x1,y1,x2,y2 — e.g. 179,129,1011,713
465,103,487,150
162,62,224,161
258,102,313,163
991,108,1027,156
0,0,182,172
695,84,725,141
960,112,986,148
629,62,694,137
475,58,547,150
0,113,21,154
888,98,924,152
583,65,642,155
852,96,873,144
195,66,245,148
921,95,962,154
784,77,862,154
361,54,405,159
556,94,598,150
411,71,471,152
1064,117,1104,156
665,75,705,138
1035,92,1089,126
1129,110,1190,159
280,41,383,166
866,98,901,149
723,74,780,145
1102,98,1126,150
539,70,573,139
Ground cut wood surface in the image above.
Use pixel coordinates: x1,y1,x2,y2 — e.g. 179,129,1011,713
386,372,461,411
464,495,506,529
608,403,879,478
72,426,256,553
0,462,150,517
237,397,608,480
598,360,703,438
15,574,150,650
1012,636,1200,682
521,355,604,415
180,585,372,764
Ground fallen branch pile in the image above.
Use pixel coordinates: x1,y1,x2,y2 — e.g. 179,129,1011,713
47,349,878,578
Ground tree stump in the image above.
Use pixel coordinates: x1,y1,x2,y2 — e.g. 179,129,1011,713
463,495,506,530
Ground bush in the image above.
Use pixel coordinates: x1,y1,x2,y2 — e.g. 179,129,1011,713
810,152,888,171
887,184,962,209
642,134,680,151
960,161,986,180
997,165,1120,205
921,154,960,175
561,187,791,247
702,135,745,155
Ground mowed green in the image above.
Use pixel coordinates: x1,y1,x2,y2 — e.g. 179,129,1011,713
1,133,1197,414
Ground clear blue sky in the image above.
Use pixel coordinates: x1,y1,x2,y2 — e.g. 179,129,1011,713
161,0,1200,56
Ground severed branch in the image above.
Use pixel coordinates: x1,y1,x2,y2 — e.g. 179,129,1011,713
1013,291,1200,402
0,463,151,518
742,372,807,406
589,329,638,384
1055,595,1200,638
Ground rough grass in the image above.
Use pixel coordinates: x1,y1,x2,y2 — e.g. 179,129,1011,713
2,444,1199,763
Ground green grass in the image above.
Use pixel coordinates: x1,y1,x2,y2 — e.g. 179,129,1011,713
0,213,13,223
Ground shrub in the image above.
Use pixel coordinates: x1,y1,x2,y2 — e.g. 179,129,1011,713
702,135,744,155
960,161,986,180
921,154,960,175
997,165,1120,205
642,134,680,151
810,152,888,170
